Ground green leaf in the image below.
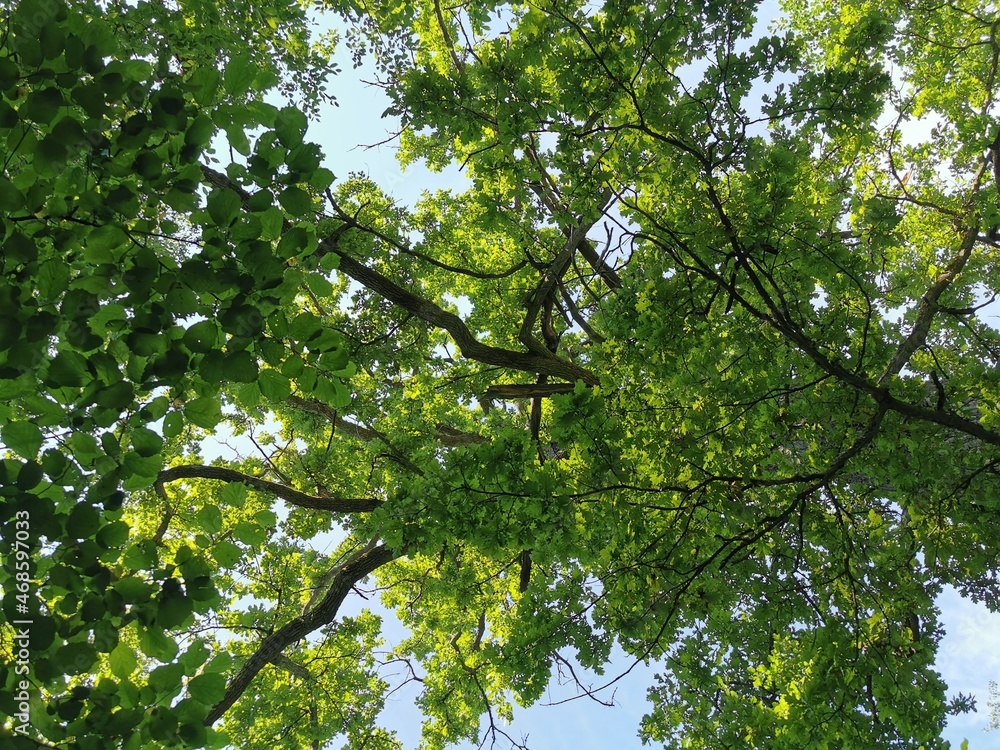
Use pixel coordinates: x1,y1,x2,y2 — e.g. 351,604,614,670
274,106,308,148
260,206,284,240
21,87,64,124
185,114,215,149
2,421,43,458
67,503,102,539
304,272,333,298
257,369,291,401
46,351,90,388
56,642,98,675
182,320,221,354
211,539,242,567
220,482,248,507
122,450,163,479
184,397,223,429
223,53,256,97
221,350,258,383
276,226,312,258
232,521,267,545
130,427,163,458
314,376,351,409
156,593,193,629
162,411,184,439
114,577,156,604
149,663,185,696
188,66,221,106
138,625,179,661
309,167,336,191
187,672,227,705
0,175,26,212
278,186,313,216
206,188,243,228
96,521,130,548
95,380,135,410
109,643,138,679
288,312,322,342
195,505,223,534
185,576,217,602
318,252,340,272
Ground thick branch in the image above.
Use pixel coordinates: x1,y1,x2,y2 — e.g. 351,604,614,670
286,396,382,442
326,243,598,385
484,382,577,399
157,465,381,512
519,223,591,353
205,542,396,725
577,235,622,290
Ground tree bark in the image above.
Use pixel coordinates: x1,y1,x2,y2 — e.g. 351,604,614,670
484,382,577,399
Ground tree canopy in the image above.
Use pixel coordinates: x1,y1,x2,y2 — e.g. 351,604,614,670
2,0,999,747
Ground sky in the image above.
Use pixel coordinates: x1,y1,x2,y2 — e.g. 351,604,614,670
216,5,1000,749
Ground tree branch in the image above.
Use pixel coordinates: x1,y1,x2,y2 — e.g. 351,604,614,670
204,542,396,725
157,465,381,513
879,221,981,385
325,243,599,385
484,382,576,399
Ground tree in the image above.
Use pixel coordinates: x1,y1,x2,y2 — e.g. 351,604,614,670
1,0,999,747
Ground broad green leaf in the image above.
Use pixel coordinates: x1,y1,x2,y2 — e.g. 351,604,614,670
206,188,242,228
223,53,256,97
195,505,223,534
188,66,221,105
0,175,25,212
257,369,291,401
56,642,98,675
274,106,307,148
278,186,313,216
162,411,184,439
45,351,89,388
96,520,130,548
2,421,43,458
114,578,156,604
221,350,258,383
259,206,284,240
138,625,179,661
109,643,138,679
129,427,163,458
211,539,242,567
183,320,221,354
232,521,267,545
184,397,223,429
187,672,227,705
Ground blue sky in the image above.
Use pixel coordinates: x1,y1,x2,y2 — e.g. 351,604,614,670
238,7,1000,749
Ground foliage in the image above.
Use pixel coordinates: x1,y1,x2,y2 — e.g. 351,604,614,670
2,0,1000,748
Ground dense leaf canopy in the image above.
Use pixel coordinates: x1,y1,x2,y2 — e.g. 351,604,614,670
2,0,1000,748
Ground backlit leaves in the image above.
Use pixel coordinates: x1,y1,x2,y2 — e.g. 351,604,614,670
2,0,998,749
